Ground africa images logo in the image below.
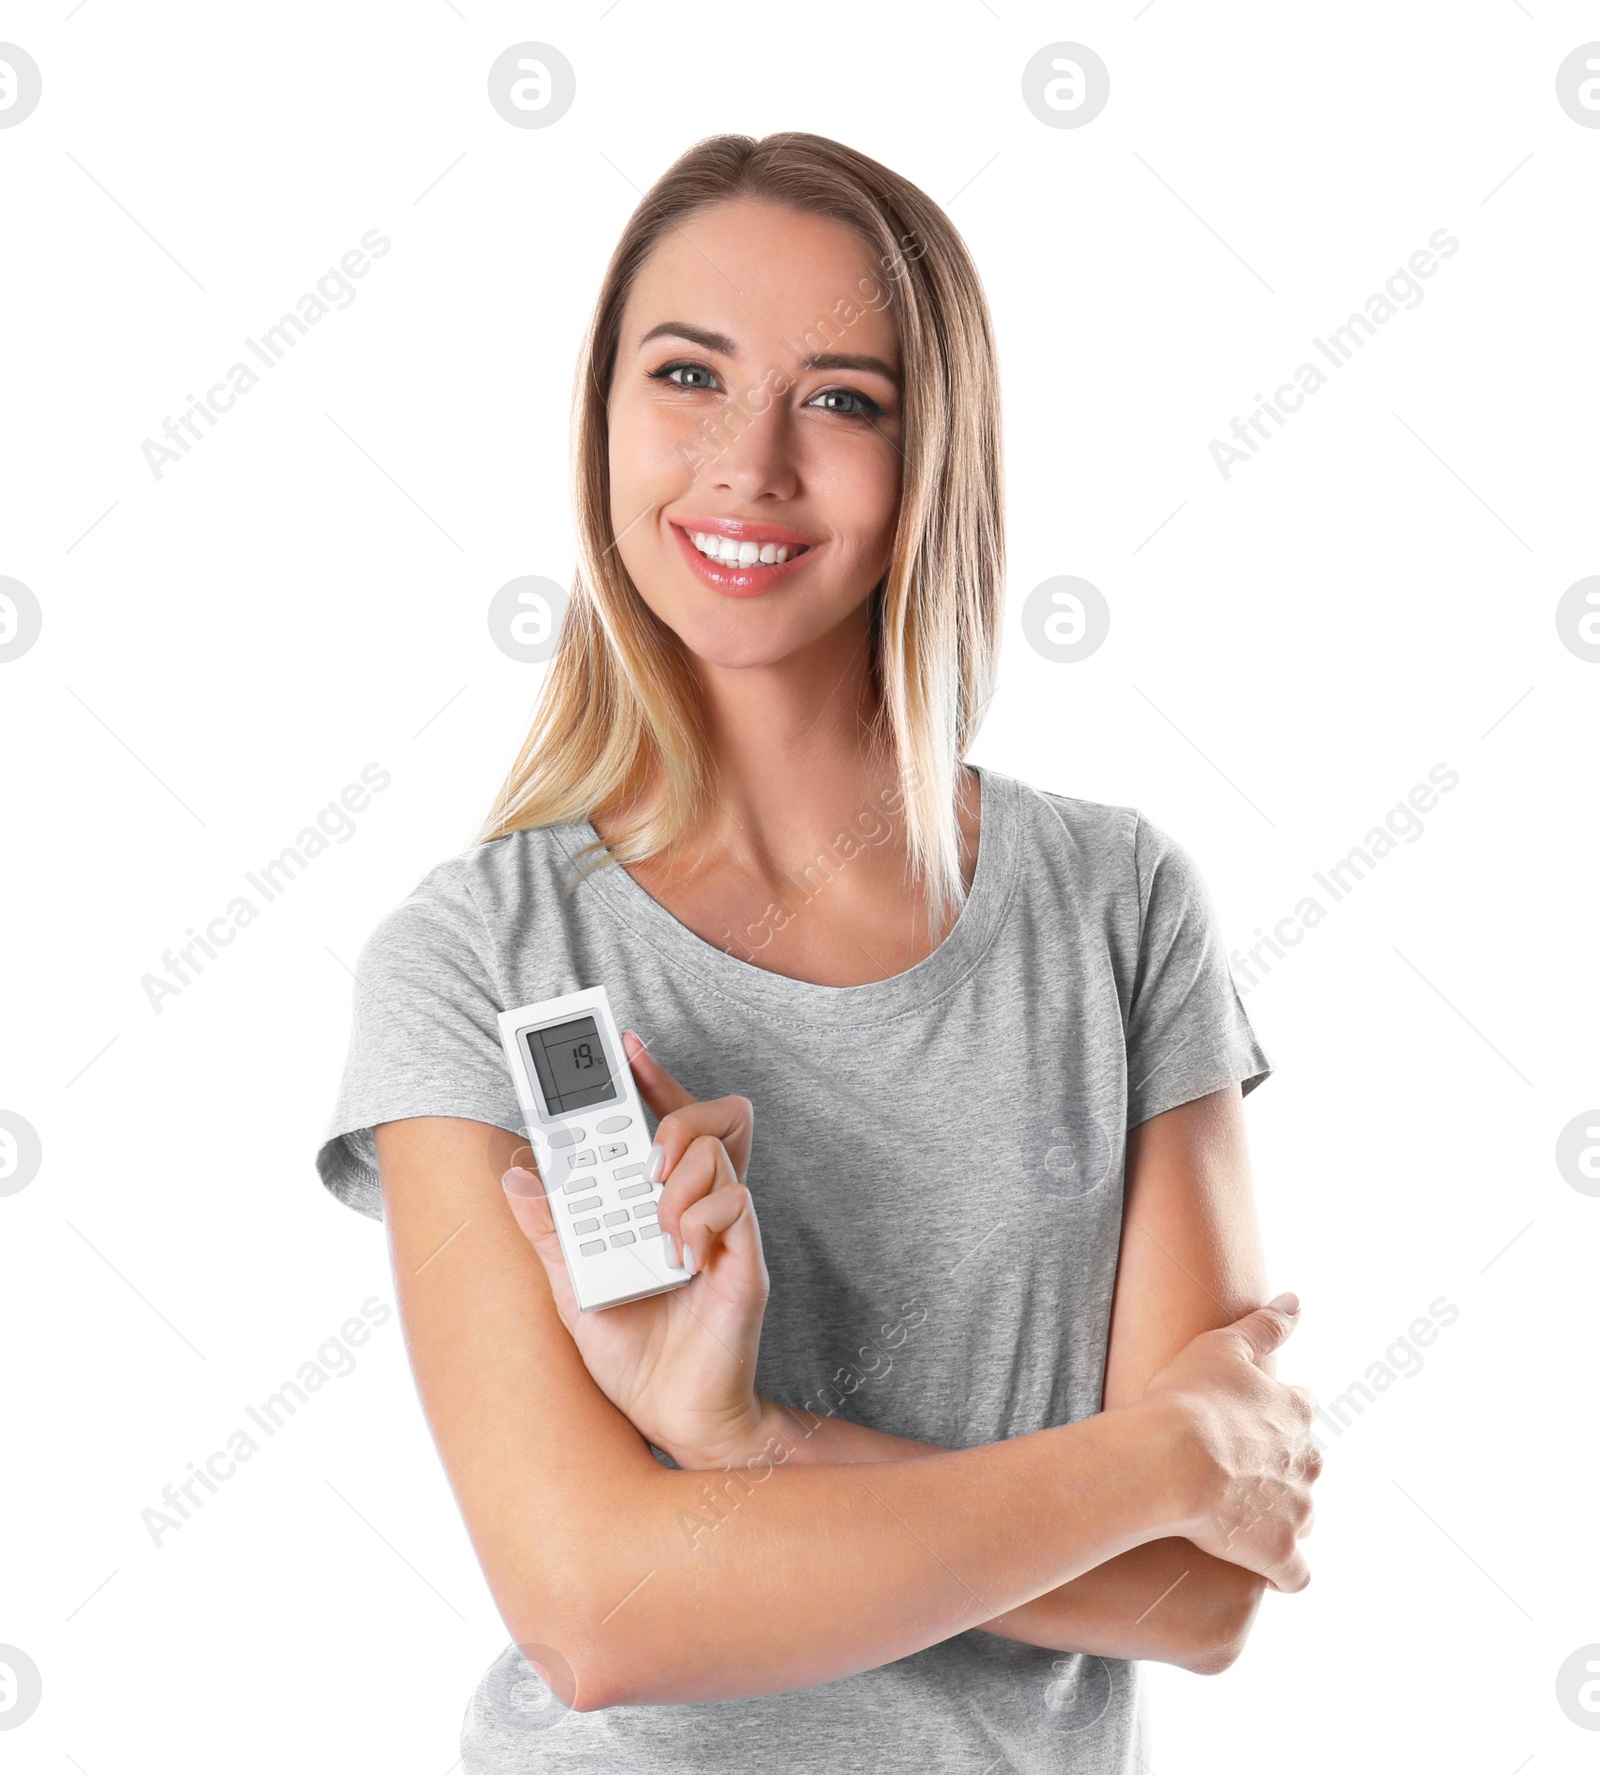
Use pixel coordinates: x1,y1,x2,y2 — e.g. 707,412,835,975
1209,228,1460,479
139,229,391,479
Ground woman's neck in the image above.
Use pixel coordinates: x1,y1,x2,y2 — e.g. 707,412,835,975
590,639,980,985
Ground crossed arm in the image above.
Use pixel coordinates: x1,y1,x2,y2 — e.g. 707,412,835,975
670,1084,1272,1675
377,1084,1272,1703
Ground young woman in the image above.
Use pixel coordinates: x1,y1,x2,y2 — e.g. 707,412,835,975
318,131,1319,1773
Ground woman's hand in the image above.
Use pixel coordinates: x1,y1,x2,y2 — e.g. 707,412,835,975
500,1031,772,1469
1140,1293,1323,1593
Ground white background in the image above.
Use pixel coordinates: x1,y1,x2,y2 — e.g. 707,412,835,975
2,2,1596,1769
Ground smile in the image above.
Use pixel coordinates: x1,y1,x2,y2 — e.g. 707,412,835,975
687,530,810,567
668,521,820,598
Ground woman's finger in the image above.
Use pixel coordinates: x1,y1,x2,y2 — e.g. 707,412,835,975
499,1154,581,1328
679,1178,761,1280
652,1096,753,1187
624,1030,753,1182
653,1131,725,1266
658,1136,762,1277
623,1029,697,1115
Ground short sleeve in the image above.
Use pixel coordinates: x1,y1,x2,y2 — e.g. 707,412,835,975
315,862,528,1221
1124,812,1273,1129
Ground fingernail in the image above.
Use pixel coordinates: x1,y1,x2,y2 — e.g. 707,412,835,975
502,1166,542,1198
645,1143,666,1183
683,1246,696,1276
1268,1291,1300,1315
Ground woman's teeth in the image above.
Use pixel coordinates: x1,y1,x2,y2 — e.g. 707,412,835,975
688,531,809,567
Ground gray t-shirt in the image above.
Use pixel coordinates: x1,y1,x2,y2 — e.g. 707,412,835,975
316,762,1271,1773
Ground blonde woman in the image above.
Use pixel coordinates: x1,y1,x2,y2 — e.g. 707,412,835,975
318,131,1319,1773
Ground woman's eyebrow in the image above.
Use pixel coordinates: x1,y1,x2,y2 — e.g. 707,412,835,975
805,351,901,387
638,321,737,356
636,321,901,387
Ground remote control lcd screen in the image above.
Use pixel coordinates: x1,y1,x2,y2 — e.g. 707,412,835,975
525,1015,618,1116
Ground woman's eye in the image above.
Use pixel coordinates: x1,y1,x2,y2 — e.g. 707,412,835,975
647,360,720,392
810,387,884,422
645,362,883,423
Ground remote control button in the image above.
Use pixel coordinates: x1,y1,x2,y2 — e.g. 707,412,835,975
549,1129,582,1148
632,1202,657,1220
603,1210,630,1227
566,1196,601,1213
596,1114,632,1133
618,1182,651,1201
572,1217,600,1234
579,1239,606,1256
613,1162,646,1181
573,1149,596,1168
638,1222,662,1239
562,1174,596,1194
598,1142,628,1161
609,1230,637,1247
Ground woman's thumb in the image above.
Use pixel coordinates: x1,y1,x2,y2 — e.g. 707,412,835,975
1234,1291,1301,1361
501,1165,582,1326
501,1166,564,1263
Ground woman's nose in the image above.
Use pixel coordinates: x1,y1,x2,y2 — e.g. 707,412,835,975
701,391,800,502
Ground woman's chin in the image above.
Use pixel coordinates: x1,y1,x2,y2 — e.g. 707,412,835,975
627,562,877,674
676,630,816,673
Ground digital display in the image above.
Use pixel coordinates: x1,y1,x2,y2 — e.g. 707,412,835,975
524,1014,618,1117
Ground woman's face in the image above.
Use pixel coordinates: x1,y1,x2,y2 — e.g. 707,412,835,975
606,197,906,672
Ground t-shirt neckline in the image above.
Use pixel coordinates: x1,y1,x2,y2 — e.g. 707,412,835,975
552,762,1021,1027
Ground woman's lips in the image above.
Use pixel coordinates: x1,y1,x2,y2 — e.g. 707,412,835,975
669,523,819,598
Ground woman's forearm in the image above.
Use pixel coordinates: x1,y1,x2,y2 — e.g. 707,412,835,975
555,1397,1193,1709
975,1534,1266,1672
670,1395,1256,1673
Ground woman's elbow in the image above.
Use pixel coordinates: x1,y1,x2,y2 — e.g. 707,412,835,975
499,1514,717,1712
492,1611,633,1715
495,1553,645,1714
526,1625,685,1713
1179,1567,1268,1675
1183,1633,1245,1677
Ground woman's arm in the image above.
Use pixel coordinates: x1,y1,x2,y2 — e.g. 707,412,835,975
700,1401,1257,1674
671,1086,1276,1675
375,1114,1220,1711
1087,1083,1275,1669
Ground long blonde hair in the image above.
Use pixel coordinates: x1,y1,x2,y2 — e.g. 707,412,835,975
476,130,1004,934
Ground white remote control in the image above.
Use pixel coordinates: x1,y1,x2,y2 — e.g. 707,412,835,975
496,984,690,1312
